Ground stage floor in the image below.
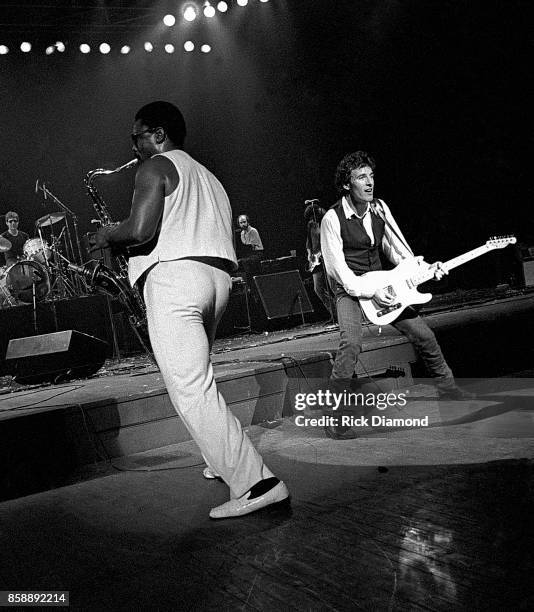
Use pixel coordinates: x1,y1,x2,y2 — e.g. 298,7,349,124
0,406,532,610
1,289,534,609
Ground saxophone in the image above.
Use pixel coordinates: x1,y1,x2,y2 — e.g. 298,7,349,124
84,158,138,278
80,159,152,354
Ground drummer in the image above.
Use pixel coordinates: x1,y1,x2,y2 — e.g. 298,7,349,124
1,211,29,267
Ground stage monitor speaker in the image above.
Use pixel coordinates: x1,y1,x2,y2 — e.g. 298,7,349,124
522,260,534,287
5,330,108,384
253,270,314,320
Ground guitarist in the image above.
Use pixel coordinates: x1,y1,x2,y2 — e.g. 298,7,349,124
320,151,472,439
304,200,336,323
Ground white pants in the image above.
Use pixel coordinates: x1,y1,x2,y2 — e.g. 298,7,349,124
144,259,274,498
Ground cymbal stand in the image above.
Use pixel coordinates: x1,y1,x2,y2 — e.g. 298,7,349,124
36,181,85,292
49,222,70,299
36,225,53,278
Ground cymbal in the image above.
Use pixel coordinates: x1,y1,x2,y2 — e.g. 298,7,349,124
0,236,12,252
36,212,66,227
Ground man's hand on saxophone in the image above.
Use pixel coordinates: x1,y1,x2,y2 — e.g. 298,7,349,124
89,155,168,256
89,224,115,253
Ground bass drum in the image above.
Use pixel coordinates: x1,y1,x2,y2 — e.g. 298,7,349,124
0,260,50,304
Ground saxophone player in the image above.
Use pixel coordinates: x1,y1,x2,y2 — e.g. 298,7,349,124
91,101,289,519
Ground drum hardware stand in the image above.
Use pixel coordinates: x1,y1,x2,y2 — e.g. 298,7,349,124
49,223,67,300
36,225,54,279
32,280,39,334
54,253,122,361
46,250,77,300
35,180,85,294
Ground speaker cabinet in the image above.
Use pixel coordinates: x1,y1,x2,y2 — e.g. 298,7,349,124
253,270,314,320
522,260,534,287
5,330,108,384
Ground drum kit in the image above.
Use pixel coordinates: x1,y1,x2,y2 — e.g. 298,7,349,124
0,211,80,308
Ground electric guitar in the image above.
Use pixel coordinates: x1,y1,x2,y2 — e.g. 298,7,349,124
308,252,322,272
359,236,517,325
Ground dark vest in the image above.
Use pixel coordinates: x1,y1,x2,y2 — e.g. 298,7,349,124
332,199,385,275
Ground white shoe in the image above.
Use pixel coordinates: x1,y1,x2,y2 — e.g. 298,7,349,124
209,479,290,519
203,467,220,479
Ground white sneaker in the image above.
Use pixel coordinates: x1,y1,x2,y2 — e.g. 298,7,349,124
209,479,290,519
203,467,220,479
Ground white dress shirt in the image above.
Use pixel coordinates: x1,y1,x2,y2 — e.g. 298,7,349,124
320,197,414,298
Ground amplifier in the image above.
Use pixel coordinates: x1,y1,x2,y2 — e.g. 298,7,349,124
522,259,534,287
260,256,298,275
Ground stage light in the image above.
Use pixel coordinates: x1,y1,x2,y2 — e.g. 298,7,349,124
163,14,176,27
55,41,65,52
237,0,248,6
120,45,131,54
204,2,216,18
165,44,175,53
99,43,111,54
0,45,9,55
144,42,154,52
183,5,197,22
45,46,55,55
217,1,228,12
201,44,211,53
80,44,91,54
20,42,32,53
184,41,195,52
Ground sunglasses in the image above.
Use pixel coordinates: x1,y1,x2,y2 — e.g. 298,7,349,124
130,128,156,145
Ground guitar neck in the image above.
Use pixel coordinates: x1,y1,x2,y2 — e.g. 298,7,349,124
414,245,493,286
443,245,492,273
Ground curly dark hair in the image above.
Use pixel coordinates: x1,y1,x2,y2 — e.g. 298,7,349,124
135,101,186,147
334,151,376,195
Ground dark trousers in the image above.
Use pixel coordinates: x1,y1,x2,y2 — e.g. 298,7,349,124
332,286,454,384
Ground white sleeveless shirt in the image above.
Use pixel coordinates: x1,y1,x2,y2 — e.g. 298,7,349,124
128,149,238,286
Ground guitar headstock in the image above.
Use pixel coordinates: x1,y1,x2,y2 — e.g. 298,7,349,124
485,235,517,250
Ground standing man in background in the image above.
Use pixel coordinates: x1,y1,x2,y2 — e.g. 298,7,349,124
304,199,336,324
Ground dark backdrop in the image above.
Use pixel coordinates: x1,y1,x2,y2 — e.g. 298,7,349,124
0,0,531,287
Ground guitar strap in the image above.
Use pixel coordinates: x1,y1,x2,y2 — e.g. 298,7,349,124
372,199,414,257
